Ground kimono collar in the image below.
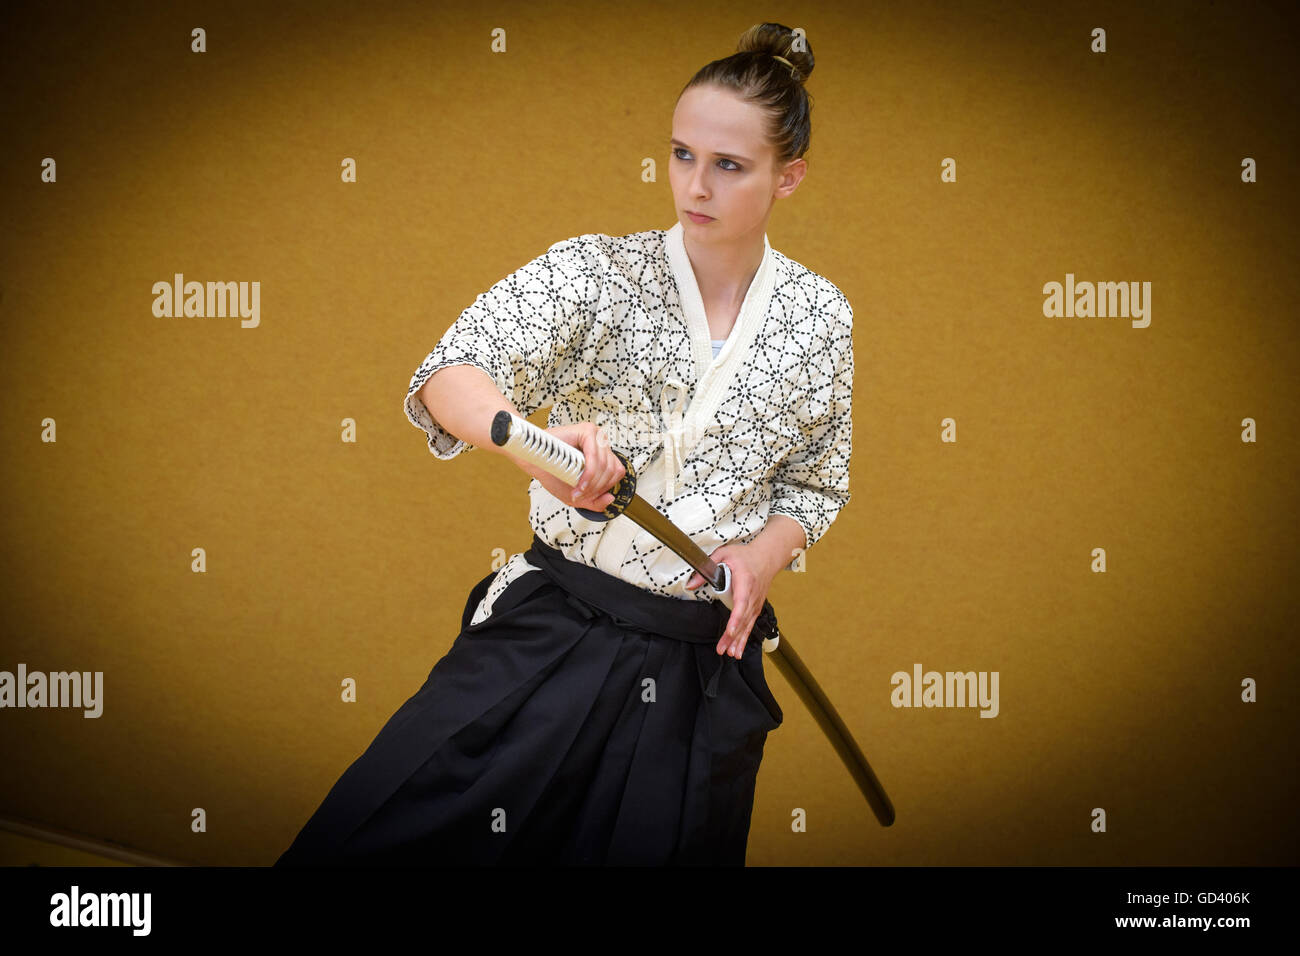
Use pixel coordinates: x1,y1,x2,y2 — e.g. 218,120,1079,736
659,220,776,499
665,220,772,377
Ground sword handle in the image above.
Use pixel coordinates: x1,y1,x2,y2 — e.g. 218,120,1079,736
489,410,636,521
490,410,585,484
491,411,779,653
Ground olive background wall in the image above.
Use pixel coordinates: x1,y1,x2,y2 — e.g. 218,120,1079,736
1,0,1296,867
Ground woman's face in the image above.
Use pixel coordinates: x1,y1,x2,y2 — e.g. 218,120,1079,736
669,84,804,246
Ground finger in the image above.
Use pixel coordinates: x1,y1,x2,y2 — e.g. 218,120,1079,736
603,445,624,495
730,612,755,657
577,428,610,498
573,475,609,507
601,461,621,498
577,489,615,510
717,607,743,655
584,433,613,496
727,578,752,657
574,458,589,495
726,612,744,656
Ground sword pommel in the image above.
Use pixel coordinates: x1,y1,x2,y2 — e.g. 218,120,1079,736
490,410,512,447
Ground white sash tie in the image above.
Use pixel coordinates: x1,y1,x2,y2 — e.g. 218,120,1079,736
659,378,689,500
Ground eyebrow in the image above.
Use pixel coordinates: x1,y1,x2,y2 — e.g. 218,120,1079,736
669,138,754,164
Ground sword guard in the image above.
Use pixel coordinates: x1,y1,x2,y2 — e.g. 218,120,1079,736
574,448,637,522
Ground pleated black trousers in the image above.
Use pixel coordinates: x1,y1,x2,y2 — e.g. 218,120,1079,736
275,536,784,867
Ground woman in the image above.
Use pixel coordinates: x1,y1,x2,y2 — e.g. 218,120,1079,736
277,22,852,867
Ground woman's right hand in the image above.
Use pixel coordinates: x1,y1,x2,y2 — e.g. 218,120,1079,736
511,421,627,513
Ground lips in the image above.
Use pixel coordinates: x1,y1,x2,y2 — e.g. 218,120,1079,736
687,210,714,222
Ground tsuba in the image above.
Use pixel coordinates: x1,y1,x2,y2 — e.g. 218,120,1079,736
574,448,638,522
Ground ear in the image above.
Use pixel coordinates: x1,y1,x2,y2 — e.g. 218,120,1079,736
776,157,807,197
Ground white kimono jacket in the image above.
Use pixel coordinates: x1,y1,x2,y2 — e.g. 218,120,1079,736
404,221,854,624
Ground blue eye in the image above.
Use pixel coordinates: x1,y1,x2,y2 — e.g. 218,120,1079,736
671,148,740,171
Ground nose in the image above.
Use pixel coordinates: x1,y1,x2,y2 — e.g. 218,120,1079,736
687,162,710,200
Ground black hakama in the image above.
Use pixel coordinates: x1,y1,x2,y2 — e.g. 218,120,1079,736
275,535,784,866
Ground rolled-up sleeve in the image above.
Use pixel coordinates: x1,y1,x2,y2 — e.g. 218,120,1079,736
769,296,854,556
403,236,607,458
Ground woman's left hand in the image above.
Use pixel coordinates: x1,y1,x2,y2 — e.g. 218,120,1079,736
686,541,779,659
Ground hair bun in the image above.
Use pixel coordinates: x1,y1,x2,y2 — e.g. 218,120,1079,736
737,22,814,82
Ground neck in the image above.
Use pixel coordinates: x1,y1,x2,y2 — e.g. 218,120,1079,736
682,227,766,309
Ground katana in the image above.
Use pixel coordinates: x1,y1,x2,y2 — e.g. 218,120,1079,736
490,410,895,827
